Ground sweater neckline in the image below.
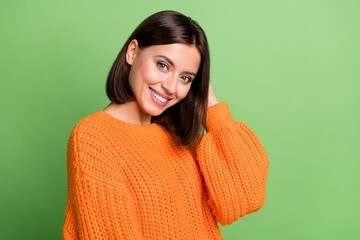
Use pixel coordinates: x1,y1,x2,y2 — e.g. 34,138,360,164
95,110,165,137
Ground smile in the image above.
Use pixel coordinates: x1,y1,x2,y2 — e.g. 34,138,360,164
149,87,170,107
150,88,169,102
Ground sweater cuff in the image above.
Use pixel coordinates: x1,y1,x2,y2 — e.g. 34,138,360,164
205,102,236,133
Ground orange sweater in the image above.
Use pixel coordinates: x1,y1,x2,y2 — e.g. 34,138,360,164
62,102,269,239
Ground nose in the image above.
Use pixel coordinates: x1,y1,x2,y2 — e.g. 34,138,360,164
161,74,177,95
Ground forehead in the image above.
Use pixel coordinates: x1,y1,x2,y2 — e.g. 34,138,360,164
141,43,201,70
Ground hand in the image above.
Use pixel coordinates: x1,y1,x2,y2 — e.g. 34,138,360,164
208,81,219,108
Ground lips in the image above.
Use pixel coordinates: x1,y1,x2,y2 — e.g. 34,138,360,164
149,87,172,100
149,88,170,107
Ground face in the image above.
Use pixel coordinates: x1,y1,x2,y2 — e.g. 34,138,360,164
126,39,201,117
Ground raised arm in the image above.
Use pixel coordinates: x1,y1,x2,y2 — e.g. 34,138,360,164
63,125,144,239
194,102,269,226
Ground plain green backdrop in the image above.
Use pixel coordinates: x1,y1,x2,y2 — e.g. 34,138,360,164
1,0,359,239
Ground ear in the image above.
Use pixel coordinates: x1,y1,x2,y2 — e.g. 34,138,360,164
126,39,139,65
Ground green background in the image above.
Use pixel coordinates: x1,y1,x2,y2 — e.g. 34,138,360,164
1,0,359,239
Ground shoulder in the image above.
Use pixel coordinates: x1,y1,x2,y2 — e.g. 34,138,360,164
73,111,106,131
67,111,124,180
68,111,116,157
70,111,112,139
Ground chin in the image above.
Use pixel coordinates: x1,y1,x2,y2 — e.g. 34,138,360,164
150,101,173,114
143,105,166,117
148,110,163,117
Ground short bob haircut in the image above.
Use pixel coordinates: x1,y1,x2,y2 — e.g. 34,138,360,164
106,10,210,151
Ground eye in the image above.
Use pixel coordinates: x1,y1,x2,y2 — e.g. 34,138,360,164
157,62,168,71
181,76,192,83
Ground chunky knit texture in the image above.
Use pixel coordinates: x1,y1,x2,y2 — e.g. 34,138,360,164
62,102,269,239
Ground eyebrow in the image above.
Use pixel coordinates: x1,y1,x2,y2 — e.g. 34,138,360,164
155,55,196,76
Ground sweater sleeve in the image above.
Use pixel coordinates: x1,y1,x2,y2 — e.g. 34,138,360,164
195,102,269,226
63,124,144,240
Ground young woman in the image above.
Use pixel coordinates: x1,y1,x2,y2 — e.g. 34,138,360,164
62,10,269,240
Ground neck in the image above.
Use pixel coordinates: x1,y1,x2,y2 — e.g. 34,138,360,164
103,101,152,125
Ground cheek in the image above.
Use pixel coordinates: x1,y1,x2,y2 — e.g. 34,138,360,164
142,63,159,85
177,85,192,100
129,61,158,87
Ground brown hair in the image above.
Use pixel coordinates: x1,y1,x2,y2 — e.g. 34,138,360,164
106,10,210,151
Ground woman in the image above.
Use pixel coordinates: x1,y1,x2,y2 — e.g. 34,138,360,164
62,10,269,240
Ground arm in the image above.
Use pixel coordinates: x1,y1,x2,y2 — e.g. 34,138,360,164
63,125,144,239
195,102,269,226
207,81,219,108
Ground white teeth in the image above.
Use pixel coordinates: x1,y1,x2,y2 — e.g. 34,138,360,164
151,89,168,103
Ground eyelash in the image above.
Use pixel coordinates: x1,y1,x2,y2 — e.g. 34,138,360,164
157,62,168,71
157,62,192,83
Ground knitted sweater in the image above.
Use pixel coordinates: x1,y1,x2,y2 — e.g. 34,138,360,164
62,102,269,240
